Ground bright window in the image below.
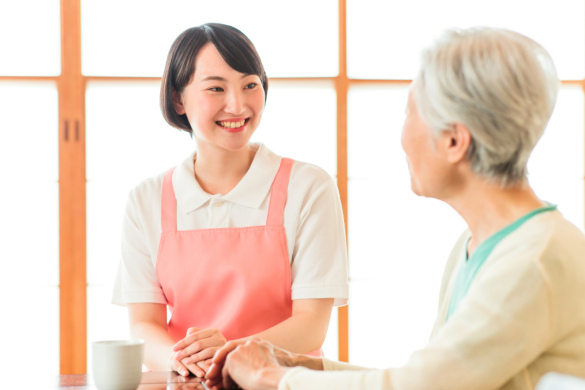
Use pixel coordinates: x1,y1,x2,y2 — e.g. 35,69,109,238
0,82,60,375
81,0,338,77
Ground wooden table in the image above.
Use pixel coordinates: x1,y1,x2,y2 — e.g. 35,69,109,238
20,371,210,389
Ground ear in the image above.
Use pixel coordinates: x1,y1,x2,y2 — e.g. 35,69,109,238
172,90,186,115
443,122,471,164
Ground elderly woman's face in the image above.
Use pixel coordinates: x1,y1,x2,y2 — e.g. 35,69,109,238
401,89,451,199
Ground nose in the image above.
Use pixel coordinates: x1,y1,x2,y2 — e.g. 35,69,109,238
224,89,245,115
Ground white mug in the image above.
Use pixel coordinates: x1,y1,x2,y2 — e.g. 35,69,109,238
92,340,145,390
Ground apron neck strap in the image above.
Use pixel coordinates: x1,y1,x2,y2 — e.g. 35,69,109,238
161,167,177,233
266,158,294,227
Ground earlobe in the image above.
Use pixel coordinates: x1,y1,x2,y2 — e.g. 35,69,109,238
447,123,471,163
172,90,186,115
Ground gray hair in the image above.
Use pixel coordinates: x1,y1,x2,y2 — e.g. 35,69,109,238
414,27,560,187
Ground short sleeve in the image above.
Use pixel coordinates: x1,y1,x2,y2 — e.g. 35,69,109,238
112,187,167,306
289,165,349,307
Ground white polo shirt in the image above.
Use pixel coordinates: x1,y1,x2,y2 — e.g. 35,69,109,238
112,143,349,307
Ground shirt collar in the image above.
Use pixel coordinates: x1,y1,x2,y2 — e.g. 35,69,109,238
173,143,282,214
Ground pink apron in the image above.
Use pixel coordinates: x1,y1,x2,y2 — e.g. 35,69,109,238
156,158,322,356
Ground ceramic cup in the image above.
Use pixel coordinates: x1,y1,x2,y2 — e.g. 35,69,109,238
92,340,145,390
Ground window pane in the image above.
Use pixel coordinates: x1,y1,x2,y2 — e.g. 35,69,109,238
85,81,195,182
347,85,466,366
81,0,338,77
0,82,59,287
0,81,59,375
528,86,585,231
0,288,59,375
0,0,60,76
347,0,584,80
252,80,337,177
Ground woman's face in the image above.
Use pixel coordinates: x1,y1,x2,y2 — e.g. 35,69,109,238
174,43,265,153
401,88,451,199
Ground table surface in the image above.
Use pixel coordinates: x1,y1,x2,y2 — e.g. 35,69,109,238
18,371,210,389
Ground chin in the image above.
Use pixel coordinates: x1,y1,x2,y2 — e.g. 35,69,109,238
410,181,424,197
220,140,252,153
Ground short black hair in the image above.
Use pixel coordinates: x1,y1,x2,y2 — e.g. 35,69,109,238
160,23,268,133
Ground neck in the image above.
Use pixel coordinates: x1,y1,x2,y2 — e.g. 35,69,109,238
445,176,545,256
193,143,256,195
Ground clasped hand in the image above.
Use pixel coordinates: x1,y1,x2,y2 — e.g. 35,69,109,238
170,327,227,377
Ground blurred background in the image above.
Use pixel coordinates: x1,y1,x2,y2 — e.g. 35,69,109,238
1,0,583,375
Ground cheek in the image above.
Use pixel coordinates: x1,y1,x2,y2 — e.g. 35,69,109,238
401,123,415,157
251,92,265,116
191,95,217,121
400,125,408,153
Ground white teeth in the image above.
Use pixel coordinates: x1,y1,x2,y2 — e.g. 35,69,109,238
219,120,245,128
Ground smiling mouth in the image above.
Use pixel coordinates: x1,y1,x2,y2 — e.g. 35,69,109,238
216,118,249,129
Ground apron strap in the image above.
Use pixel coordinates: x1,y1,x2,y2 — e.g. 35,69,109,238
161,167,177,233
266,158,294,227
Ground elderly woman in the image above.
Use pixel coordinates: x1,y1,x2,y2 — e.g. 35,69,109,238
204,27,585,390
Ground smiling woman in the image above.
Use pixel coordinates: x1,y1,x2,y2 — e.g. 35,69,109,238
111,23,348,379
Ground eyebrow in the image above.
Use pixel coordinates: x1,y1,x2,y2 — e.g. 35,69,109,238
200,74,253,82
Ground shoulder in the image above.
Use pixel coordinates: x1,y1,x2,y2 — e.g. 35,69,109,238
492,210,585,297
128,170,166,205
127,151,195,206
289,159,336,191
257,143,335,189
508,211,585,266
123,170,169,224
532,211,585,276
523,211,585,336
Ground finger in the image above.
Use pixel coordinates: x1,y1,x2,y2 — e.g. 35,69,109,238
205,363,221,381
205,376,223,390
182,358,205,378
211,340,241,365
184,347,218,364
197,360,211,372
187,327,203,335
172,328,219,352
176,337,226,360
172,357,190,377
221,354,235,390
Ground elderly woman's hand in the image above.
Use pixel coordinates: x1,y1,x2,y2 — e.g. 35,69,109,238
204,338,289,390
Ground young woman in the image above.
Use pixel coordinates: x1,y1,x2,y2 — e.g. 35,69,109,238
112,23,348,378
206,27,585,390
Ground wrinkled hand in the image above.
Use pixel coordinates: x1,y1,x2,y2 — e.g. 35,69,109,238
172,327,227,377
205,338,289,390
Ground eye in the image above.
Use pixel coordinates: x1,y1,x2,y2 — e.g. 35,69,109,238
244,82,258,90
208,87,224,92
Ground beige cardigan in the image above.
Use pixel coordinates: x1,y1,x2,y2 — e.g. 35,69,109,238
279,211,585,390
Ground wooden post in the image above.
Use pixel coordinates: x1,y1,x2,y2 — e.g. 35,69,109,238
337,0,349,363
59,0,87,374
